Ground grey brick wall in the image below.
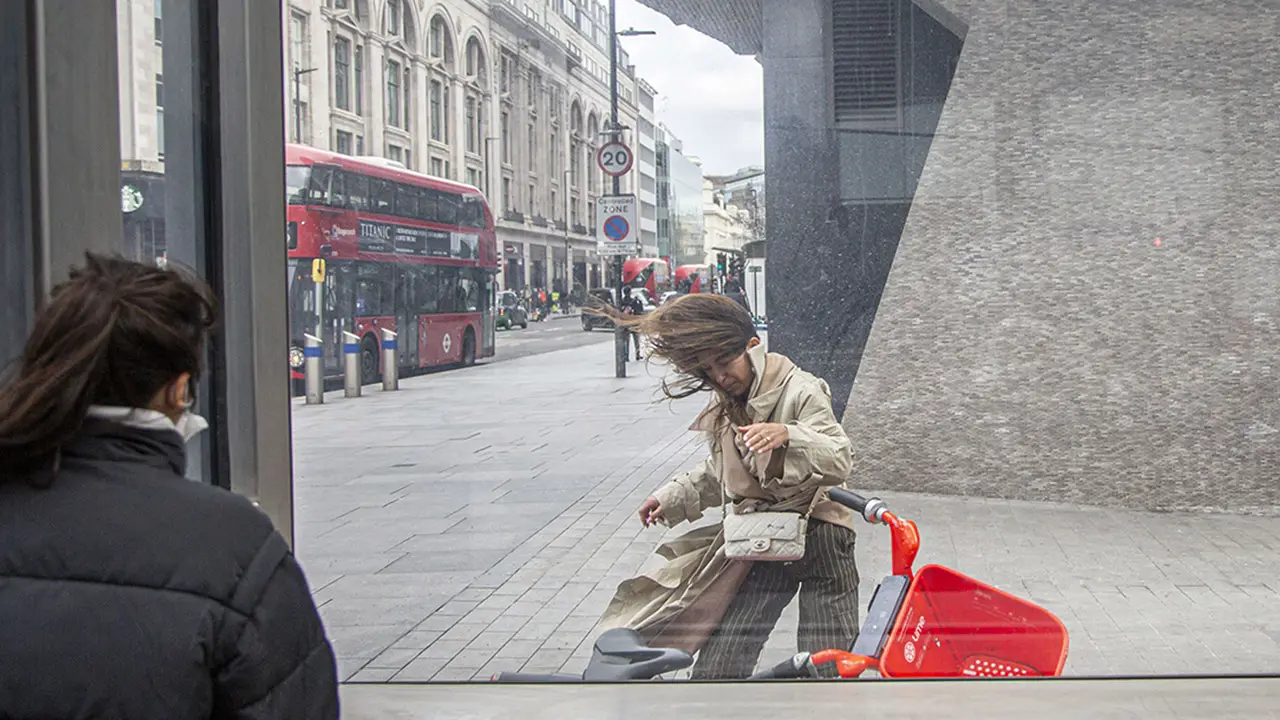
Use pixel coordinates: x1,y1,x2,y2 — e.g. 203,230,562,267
843,0,1280,514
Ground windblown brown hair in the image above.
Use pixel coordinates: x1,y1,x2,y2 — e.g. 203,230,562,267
0,254,218,484
588,293,758,425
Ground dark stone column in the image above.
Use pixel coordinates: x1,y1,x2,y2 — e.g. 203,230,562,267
763,0,963,419
0,1,34,365
761,0,849,413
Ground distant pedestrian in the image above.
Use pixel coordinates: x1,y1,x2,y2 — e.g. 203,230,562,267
0,254,339,718
621,286,645,361
724,281,752,316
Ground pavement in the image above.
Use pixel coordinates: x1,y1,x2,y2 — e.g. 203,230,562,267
291,339,1280,683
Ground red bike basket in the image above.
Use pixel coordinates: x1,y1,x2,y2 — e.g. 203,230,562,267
877,564,1069,679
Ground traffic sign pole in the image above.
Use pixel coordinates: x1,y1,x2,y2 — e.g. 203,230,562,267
609,0,628,378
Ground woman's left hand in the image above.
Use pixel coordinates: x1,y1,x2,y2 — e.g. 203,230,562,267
737,423,789,454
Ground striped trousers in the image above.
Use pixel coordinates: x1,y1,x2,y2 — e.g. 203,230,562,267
692,520,860,680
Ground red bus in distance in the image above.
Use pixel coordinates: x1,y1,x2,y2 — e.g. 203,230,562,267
622,258,672,299
674,265,709,294
285,144,498,385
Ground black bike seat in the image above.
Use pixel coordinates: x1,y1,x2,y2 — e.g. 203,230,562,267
593,628,651,657
585,628,695,681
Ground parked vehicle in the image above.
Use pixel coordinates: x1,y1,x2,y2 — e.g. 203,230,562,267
582,287,656,331
496,290,528,330
582,288,615,331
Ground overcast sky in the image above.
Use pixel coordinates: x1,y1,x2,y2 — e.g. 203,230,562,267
615,0,764,176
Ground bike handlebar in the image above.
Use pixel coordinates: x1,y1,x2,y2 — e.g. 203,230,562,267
827,487,888,524
748,653,816,680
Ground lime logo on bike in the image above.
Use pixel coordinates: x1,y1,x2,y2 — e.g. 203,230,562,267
904,641,917,664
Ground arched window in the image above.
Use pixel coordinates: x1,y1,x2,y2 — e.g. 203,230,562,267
428,14,454,69
586,114,600,193
383,0,402,35
465,36,487,86
570,102,583,138
382,1,417,51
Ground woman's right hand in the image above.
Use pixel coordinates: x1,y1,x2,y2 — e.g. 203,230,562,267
638,496,665,527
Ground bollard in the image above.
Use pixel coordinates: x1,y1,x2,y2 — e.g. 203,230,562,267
342,331,362,398
380,328,399,391
303,333,324,405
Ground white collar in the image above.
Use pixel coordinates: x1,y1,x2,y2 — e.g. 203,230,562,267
85,405,208,442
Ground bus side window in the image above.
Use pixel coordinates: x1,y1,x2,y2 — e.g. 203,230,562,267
329,171,347,208
356,262,394,316
462,196,485,228
397,264,418,316
417,265,439,314
420,189,439,224
395,182,418,220
436,265,460,314
346,173,369,211
437,193,459,226
371,178,394,215
308,166,333,205
412,187,430,222
459,268,480,312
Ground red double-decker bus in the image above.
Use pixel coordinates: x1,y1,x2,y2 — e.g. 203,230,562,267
622,258,672,299
674,265,709,293
285,145,498,384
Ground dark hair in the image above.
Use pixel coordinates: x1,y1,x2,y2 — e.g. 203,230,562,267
590,293,758,423
0,253,217,482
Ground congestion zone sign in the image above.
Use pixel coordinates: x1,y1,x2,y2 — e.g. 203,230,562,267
596,194,638,256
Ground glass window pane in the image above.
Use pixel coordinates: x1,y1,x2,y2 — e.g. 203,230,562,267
416,264,438,313
346,172,368,210
370,177,392,214
393,182,416,218
436,191,458,225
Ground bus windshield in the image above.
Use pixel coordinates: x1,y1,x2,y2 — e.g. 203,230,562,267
286,166,311,205
286,165,338,206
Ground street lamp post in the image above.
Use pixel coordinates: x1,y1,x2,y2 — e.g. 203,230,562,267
608,1,656,378
292,67,318,144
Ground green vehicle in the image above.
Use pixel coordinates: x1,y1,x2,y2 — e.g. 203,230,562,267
496,290,529,330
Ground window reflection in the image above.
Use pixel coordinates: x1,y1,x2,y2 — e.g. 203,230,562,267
119,0,212,483
281,0,1280,690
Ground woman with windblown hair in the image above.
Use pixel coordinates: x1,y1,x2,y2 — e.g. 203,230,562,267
597,294,860,679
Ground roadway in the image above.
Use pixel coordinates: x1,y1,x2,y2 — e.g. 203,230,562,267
490,314,614,363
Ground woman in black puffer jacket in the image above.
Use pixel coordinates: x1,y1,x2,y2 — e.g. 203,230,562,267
0,254,338,719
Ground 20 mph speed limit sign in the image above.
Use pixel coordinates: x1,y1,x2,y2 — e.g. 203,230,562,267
597,141,634,177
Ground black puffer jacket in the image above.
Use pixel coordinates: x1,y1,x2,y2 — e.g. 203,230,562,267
0,421,339,719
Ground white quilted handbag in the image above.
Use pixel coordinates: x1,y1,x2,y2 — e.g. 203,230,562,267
721,478,820,561
722,509,808,561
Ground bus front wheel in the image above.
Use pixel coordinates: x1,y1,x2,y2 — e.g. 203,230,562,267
361,335,381,382
462,328,477,367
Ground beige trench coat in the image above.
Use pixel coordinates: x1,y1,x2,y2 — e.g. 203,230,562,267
598,344,854,654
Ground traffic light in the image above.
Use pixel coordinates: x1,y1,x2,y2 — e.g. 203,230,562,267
716,253,726,273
